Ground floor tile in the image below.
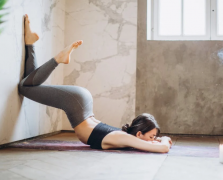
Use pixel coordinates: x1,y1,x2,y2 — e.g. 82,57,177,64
0,148,58,160
153,156,223,180
0,170,30,180
9,164,64,180
68,153,167,180
0,159,25,170
1,133,222,180
23,159,77,179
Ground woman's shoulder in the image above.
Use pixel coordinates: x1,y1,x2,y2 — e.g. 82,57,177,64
101,130,129,149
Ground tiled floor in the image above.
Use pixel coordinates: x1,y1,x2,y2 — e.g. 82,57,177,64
0,132,223,180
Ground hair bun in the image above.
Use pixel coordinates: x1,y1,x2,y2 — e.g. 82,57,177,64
122,123,130,132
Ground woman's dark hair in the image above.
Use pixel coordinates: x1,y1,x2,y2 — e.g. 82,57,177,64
122,113,160,137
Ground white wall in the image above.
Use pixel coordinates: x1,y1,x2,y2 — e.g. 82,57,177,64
0,0,137,145
63,0,137,130
0,0,65,145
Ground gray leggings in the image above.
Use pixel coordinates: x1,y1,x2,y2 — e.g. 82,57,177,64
18,45,94,128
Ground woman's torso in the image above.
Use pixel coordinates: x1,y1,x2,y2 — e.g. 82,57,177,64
73,116,123,149
73,116,100,144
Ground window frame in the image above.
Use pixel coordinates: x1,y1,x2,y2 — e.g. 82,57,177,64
147,0,223,41
211,0,223,40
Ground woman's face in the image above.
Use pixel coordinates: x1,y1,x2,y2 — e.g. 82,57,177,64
136,128,157,141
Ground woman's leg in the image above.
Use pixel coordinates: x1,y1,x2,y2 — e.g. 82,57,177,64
18,14,93,128
24,45,38,78
22,48,59,86
22,14,82,87
23,14,39,78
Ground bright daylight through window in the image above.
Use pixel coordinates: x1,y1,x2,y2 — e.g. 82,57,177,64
147,0,223,40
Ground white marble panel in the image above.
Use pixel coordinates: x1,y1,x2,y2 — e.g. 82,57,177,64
63,0,137,129
0,0,65,145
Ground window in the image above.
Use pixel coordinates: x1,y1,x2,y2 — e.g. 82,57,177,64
147,0,223,40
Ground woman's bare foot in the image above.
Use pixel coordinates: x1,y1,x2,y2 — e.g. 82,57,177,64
54,40,83,64
24,14,39,45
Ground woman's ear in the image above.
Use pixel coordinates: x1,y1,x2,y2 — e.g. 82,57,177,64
136,131,142,138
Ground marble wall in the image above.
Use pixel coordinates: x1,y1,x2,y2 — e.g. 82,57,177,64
0,0,65,145
63,0,137,129
137,0,223,135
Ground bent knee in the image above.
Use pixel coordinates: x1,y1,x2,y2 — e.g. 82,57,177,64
18,78,27,95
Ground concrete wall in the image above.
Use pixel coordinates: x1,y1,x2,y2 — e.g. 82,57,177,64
137,0,223,135
0,0,65,145
63,0,137,130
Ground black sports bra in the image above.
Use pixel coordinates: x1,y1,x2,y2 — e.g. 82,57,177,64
87,122,121,149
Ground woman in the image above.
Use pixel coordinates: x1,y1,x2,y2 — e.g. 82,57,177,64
19,14,172,153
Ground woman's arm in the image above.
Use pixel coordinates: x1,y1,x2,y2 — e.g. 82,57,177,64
102,131,170,153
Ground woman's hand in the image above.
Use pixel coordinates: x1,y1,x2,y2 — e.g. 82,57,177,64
155,136,172,147
155,137,162,142
160,136,172,147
